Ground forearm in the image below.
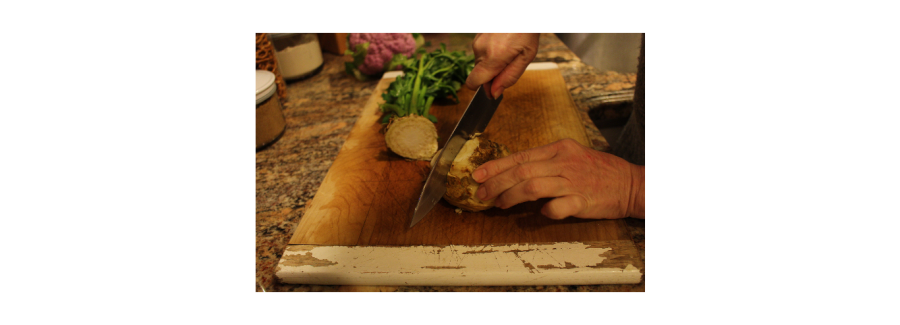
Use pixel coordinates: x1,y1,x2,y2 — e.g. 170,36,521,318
628,164,645,219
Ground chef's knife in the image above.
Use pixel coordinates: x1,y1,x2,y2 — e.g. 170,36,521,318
410,83,503,227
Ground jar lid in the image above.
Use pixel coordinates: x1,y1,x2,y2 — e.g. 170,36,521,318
269,33,291,38
256,70,276,105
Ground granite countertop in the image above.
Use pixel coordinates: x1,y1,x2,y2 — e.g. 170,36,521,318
256,33,644,292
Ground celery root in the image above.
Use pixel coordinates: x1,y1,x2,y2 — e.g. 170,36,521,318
379,44,476,160
442,135,511,211
384,115,438,160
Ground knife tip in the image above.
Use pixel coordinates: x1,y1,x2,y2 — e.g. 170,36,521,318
409,211,420,228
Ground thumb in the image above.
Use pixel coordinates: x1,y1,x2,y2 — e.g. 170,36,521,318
541,195,587,220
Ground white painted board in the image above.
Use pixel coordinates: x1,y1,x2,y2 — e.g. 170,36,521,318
276,241,642,286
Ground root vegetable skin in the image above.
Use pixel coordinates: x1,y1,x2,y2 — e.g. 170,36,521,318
384,115,438,160
442,136,510,211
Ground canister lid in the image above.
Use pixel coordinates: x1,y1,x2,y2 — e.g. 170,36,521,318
256,70,276,105
269,33,291,38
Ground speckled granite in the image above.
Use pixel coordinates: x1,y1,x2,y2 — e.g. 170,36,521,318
256,33,643,292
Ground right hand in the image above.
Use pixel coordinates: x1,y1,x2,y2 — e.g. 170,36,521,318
465,33,540,99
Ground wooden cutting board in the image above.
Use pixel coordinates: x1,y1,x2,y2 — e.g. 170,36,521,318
276,63,643,286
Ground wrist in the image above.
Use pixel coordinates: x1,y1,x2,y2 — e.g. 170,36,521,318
627,164,645,219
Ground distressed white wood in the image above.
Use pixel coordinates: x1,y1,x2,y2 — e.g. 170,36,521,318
276,242,642,286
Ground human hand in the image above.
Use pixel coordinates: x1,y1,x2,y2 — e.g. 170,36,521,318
472,138,645,220
465,33,540,99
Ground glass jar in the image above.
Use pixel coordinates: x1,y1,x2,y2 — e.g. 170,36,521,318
256,70,285,149
270,33,324,80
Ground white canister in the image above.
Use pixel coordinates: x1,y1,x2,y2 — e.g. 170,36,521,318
270,33,324,80
256,70,286,149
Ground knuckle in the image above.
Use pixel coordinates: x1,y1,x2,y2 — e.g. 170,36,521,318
549,141,565,152
482,57,507,70
573,196,587,212
523,179,541,199
487,162,506,180
558,138,578,150
481,180,496,198
484,179,508,200
502,74,520,88
513,165,531,180
512,151,529,165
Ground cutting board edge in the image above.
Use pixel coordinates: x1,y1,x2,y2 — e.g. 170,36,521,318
275,239,643,286
549,68,593,147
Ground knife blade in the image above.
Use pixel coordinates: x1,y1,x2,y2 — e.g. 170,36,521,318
410,84,503,227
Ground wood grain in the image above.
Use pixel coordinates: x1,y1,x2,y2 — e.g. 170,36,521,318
290,65,631,246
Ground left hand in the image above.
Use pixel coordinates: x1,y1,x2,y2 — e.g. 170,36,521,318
472,138,644,220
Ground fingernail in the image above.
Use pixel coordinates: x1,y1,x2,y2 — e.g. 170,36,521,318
473,169,486,182
494,86,504,99
476,186,487,200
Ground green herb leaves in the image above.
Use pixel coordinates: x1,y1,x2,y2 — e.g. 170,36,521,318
344,42,372,81
379,44,475,124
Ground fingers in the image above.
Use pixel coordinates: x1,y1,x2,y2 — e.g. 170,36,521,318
489,39,538,98
473,142,560,184
465,54,529,96
541,195,587,220
493,177,571,209
476,160,564,202
465,57,508,91
489,55,529,99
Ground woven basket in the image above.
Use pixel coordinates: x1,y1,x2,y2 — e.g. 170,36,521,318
255,33,287,101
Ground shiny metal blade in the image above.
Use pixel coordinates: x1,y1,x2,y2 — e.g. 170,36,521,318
410,84,503,227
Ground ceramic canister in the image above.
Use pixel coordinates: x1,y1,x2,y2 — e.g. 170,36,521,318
256,70,286,149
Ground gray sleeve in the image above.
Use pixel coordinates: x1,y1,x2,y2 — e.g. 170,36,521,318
613,32,647,166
